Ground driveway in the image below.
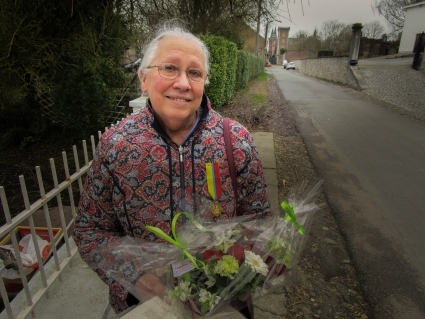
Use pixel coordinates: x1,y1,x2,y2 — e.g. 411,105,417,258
268,66,425,318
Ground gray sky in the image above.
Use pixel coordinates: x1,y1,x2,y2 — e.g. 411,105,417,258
277,0,389,37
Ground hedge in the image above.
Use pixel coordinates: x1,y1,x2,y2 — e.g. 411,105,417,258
201,35,263,109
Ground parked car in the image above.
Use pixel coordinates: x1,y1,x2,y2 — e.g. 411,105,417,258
265,61,272,67
286,61,295,70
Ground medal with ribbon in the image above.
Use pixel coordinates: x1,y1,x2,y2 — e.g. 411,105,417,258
206,162,223,217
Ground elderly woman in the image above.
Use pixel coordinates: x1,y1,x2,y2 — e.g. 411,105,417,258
73,26,271,318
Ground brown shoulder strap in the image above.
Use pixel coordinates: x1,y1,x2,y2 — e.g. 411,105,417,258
223,118,238,215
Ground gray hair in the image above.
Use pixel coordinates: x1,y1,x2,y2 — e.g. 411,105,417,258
138,26,210,84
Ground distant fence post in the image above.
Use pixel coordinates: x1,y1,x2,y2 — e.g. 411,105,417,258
412,32,425,70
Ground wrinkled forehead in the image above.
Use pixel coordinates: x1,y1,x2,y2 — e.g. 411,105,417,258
155,36,206,68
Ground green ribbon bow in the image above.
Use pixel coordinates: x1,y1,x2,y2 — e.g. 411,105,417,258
145,212,206,271
280,201,306,235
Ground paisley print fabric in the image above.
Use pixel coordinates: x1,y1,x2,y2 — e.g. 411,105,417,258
73,94,271,313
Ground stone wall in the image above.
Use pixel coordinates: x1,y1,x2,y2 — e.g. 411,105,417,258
293,57,361,90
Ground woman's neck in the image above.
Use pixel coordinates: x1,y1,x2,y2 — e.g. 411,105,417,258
160,114,198,146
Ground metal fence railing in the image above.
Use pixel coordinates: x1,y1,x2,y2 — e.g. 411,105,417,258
0,132,102,319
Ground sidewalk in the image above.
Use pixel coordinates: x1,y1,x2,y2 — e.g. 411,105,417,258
2,132,279,319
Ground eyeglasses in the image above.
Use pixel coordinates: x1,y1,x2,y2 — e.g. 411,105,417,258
147,63,209,84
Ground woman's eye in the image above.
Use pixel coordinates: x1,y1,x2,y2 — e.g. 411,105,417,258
188,69,202,78
163,64,178,72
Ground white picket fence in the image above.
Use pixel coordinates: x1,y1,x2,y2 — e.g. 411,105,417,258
0,132,102,319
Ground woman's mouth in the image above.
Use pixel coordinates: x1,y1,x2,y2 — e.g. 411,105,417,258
168,96,191,102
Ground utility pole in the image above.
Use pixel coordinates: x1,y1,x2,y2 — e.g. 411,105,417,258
264,20,270,61
254,0,262,55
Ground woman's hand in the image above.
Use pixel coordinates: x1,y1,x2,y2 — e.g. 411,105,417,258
135,273,167,299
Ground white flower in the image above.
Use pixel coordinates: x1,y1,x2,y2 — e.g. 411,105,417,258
199,289,221,311
244,250,269,276
172,280,192,301
210,229,226,247
209,224,242,252
204,275,216,288
204,267,216,288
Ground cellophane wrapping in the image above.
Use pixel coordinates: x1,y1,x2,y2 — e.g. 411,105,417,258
84,179,324,317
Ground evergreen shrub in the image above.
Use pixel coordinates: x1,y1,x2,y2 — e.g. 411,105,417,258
202,35,264,108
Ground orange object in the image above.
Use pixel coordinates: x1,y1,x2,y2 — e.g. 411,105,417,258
0,226,63,297
0,226,62,246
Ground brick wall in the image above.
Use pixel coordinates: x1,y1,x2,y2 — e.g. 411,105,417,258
286,50,309,61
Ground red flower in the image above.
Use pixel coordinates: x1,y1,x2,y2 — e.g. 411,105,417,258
227,244,245,265
203,248,223,263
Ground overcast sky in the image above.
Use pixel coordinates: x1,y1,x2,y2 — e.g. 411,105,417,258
276,0,389,37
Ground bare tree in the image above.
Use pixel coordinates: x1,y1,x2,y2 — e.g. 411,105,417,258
363,20,386,39
372,0,420,33
128,0,269,52
333,24,352,55
320,19,350,52
292,30,310,50
129,0,303,56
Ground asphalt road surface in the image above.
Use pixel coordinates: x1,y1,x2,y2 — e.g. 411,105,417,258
268,66,425,318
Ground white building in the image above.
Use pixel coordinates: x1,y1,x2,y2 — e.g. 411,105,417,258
399,1,425,54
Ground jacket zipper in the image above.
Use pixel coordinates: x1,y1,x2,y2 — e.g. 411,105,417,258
178,145,186,211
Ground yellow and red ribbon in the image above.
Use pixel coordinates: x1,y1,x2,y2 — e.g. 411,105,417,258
206,162,222,201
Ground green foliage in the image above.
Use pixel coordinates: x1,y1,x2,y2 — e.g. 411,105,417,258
202,35,229,108
257,72,269,82
251,93,267,107
224,41,238,103
248,55,264,81
0,0,131,147
235,51,250,92
280,47,287,54
202,34,264,108
53,58,125,137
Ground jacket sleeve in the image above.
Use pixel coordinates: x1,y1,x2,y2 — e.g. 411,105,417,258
230,122,272,218
72,136,144,292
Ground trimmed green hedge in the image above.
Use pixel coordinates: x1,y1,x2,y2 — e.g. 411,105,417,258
201,35,263,108
224,40,238,103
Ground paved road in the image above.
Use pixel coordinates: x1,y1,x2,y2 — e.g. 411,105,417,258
268,67,425,318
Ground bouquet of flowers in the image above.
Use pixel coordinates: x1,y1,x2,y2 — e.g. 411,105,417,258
84,179,324,317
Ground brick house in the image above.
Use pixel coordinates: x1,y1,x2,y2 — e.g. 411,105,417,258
268,27,290,64
239,22,266,59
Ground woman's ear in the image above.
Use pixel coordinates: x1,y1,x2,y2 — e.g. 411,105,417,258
140,70,148,93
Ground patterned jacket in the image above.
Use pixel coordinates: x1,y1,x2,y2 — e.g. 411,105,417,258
73,94,271,313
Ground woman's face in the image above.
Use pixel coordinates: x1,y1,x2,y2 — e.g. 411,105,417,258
141,36,206,131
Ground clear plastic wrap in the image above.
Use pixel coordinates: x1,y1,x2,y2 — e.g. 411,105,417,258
251,179,325,296
84,179,324,317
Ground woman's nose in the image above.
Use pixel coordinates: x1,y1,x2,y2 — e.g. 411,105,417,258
173,70,191,90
